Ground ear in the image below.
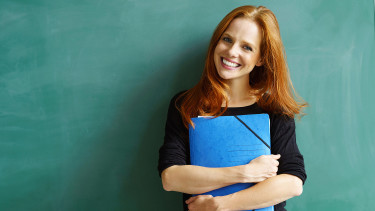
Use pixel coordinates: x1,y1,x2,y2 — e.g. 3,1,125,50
255,59,263,67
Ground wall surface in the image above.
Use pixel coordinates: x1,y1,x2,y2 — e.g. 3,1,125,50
1,0,374,210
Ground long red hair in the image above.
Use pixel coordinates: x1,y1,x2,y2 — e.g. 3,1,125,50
177,5,307,129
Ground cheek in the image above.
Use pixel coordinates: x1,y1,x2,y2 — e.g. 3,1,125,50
214,44,227,60
245,55,258,66
213,46,219,57
215,42,226,52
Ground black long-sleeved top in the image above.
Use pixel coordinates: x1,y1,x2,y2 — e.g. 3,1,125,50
158,91,307,211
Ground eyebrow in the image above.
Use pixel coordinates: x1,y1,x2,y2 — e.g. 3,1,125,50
222,32,257,51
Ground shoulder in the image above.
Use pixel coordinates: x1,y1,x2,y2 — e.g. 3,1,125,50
258,94,295,129
171,90,188,102
166,90,188,116
168,90,188,110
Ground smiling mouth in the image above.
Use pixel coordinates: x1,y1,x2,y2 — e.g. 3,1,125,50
221,57,241,68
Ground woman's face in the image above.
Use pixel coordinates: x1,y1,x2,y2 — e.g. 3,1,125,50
214,17,262,84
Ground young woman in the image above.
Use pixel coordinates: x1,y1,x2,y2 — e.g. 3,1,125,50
158,5,307,211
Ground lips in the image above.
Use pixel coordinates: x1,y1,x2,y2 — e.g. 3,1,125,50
221,57,241,69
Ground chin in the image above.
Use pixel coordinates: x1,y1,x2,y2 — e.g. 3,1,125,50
217,71,235,80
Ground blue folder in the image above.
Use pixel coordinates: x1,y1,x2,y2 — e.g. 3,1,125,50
189,114,273,211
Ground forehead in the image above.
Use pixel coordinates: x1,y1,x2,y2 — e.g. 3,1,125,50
224,18,262,46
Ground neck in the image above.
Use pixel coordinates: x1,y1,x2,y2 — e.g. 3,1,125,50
222,78,257,107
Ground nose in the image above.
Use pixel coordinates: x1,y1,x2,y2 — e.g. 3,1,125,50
227,43,240,58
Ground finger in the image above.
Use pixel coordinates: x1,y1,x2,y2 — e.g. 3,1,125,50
186,196,197,204
268,173,276,178
274,160,279,166
255,177,265,182
185,196,197,204
256,155,265,160
272,166,278,173
266,173,273,178
196,194,212,200
271,154,281,159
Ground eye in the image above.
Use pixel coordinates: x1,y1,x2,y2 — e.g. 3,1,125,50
222,37,232,43
244,46,253,51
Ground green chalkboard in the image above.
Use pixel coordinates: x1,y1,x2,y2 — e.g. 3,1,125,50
1,0,374,210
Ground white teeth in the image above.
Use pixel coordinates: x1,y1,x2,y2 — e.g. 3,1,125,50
223,58,239,67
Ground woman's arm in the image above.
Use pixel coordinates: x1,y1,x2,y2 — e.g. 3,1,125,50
161,165,242,194
162,154,280,194
186,174,302,211
216,174,303,210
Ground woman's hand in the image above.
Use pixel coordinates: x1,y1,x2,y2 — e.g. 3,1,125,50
239,154,280,183
186,195,224,211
